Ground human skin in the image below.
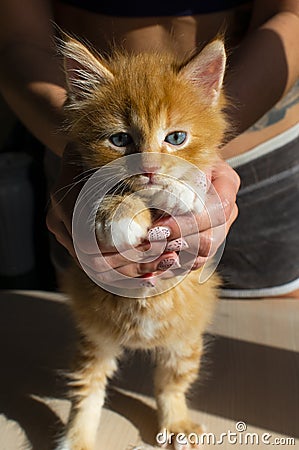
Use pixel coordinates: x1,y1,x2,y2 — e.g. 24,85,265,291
1,0,299,294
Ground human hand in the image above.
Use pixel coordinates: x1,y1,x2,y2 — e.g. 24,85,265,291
46,143,83,260
47,150,239,287
149,157,240,274
73,157,240,289
46,144,179,286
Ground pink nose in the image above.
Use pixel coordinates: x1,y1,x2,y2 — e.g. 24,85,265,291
139,153,161,175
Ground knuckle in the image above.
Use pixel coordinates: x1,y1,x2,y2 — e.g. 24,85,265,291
54,233,66,247
200,234,213,257
97,270,112,283
46,211,56,233
191,257,205,271
227,203,239,229
233,170,241,189
229,204,239,225
221,197,234,221
233,203,239,218
226,164,241,188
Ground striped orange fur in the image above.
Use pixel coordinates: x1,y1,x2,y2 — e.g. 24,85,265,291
56,36,227,450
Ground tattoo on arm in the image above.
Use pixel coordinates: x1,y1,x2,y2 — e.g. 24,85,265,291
250,79,299,131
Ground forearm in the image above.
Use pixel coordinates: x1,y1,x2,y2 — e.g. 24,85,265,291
0,42,68,156
225,10,299,135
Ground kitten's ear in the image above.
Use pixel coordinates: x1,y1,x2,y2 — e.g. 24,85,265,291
60,36,114,100
180,40,226,105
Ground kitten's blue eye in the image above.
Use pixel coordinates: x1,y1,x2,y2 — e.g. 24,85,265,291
165,131,187,146
109,133,133,147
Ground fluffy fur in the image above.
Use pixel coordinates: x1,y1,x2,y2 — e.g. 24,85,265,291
56,37,227,450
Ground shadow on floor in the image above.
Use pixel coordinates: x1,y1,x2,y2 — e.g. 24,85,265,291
0,291,298,450
0,292,74,450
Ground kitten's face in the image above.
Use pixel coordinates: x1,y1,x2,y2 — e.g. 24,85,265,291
63,39,227,193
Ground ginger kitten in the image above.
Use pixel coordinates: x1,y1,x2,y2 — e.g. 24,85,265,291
56,37,227,450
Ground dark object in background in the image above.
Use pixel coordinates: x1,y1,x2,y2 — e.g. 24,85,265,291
0,152,36,286
0,123,56,290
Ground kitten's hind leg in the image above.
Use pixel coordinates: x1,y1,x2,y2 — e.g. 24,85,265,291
154,341,204,449
55,337,122,450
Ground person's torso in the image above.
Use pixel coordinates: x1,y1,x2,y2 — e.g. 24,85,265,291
53,0,299,157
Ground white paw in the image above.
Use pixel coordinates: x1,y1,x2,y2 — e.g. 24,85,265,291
141,179,206,216
112,217,148,249
96,217,148,250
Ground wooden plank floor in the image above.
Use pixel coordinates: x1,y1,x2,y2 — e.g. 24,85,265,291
0,290,298,450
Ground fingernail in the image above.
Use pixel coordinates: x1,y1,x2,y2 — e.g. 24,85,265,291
157,257,181,271
148,226,171,241
166,238,189,252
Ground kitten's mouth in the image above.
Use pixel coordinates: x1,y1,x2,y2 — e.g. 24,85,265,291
146,173,155,183
135,174,161,187
129,173,176,192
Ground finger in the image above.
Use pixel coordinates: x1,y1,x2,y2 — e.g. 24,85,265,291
154,161,240,238
107,203,235,279
75,241,166,273
46,206,57,235
226,203,239,233
80,251,180,282
211,162,240,223
190,256,210,271
47,212,77,260
151,194,233,243
104,251,180,278
181,222,226,258
152,210,212,247
152,195,223,243
54,204,73,236
160,255,210,277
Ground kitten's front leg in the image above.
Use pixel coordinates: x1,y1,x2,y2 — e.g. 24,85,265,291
96,194,152,250
55,337,122,450
154,341,204,449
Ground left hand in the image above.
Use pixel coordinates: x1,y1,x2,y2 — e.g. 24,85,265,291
144,158,240,273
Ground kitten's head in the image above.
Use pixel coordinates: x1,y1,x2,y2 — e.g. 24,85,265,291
62,37,227,188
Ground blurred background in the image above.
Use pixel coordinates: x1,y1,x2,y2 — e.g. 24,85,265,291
0,96,57,291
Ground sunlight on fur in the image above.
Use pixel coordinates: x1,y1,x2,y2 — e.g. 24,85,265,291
55,35,228,450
